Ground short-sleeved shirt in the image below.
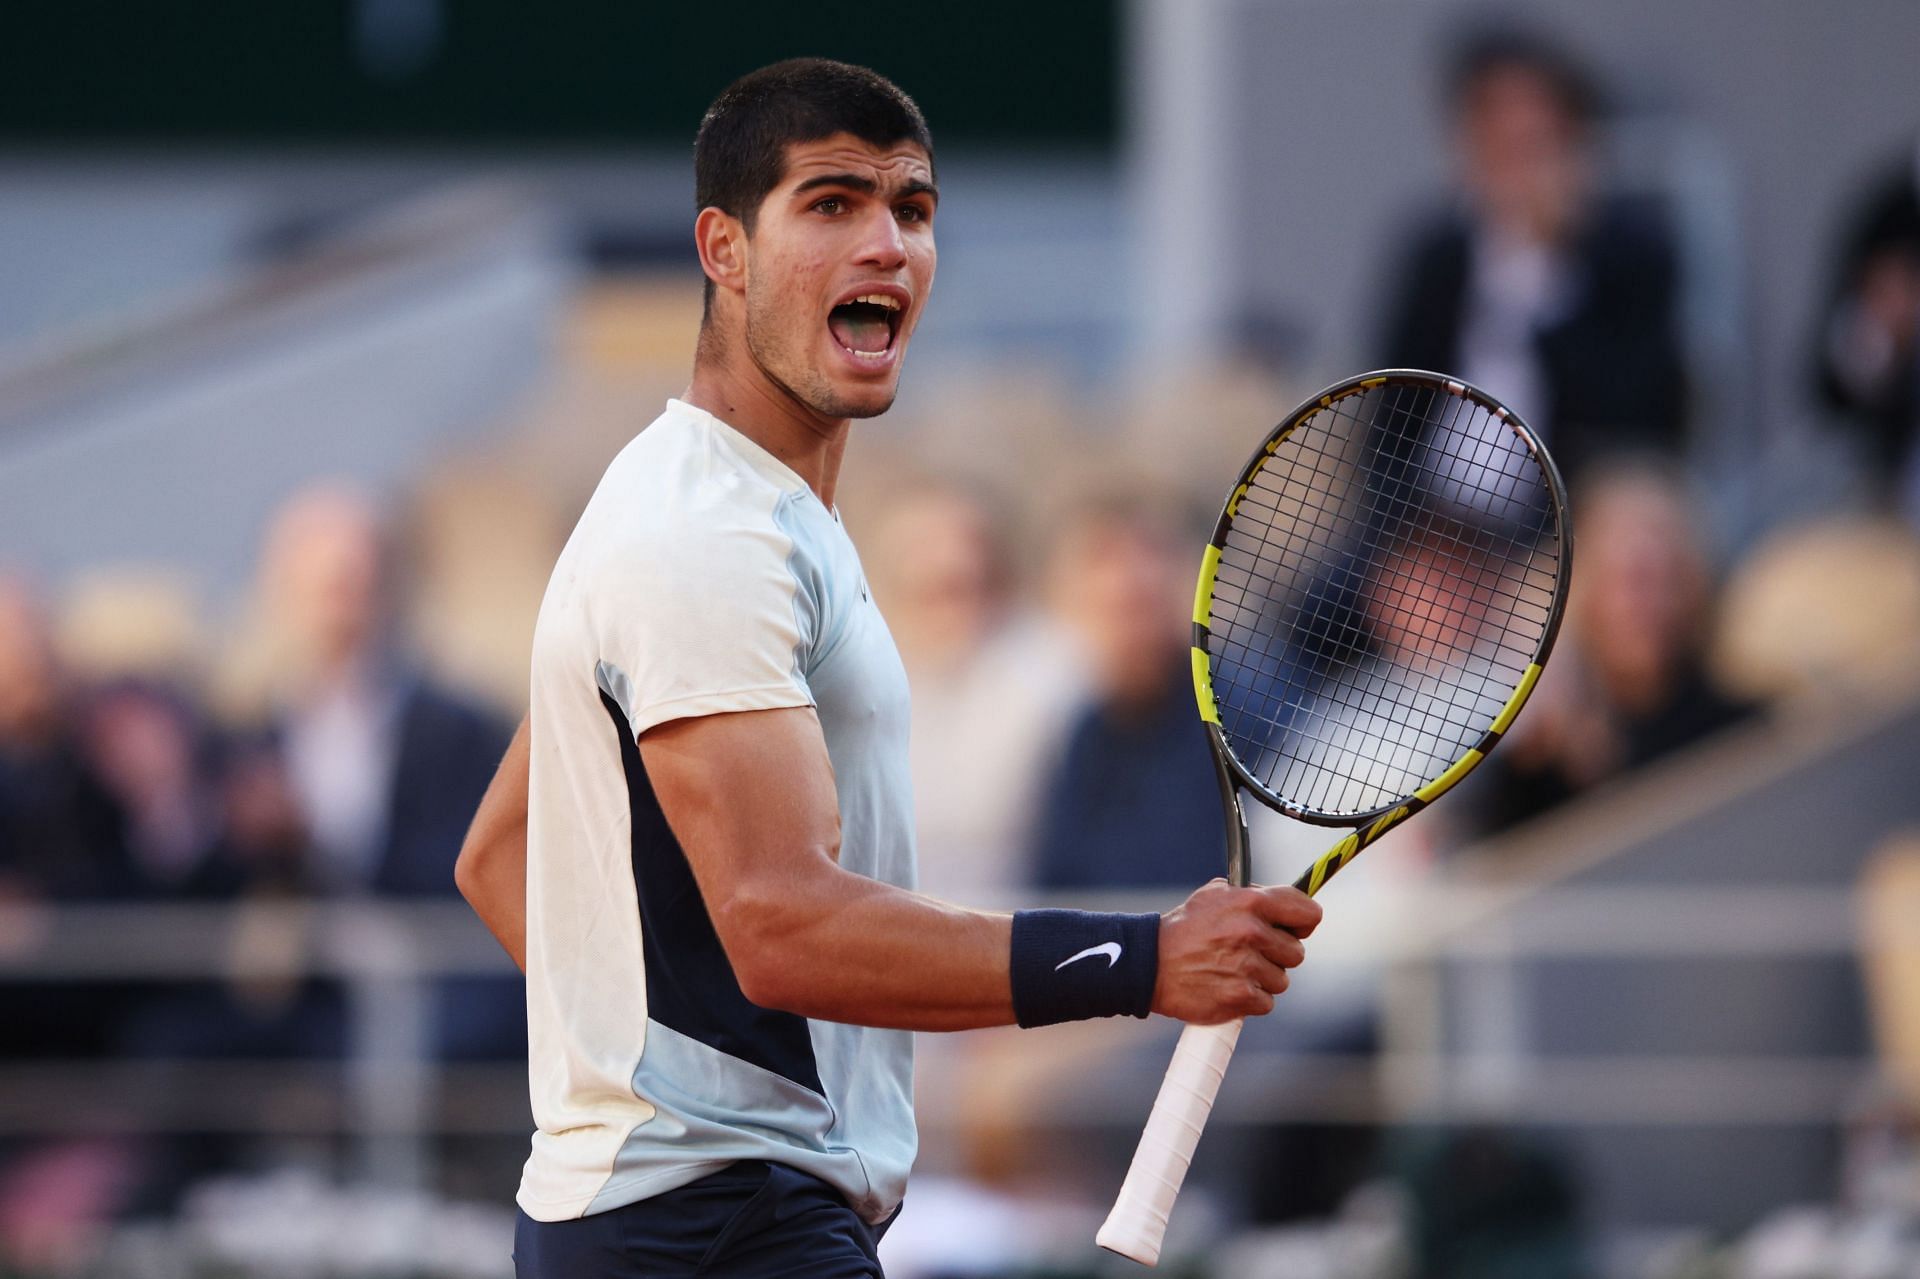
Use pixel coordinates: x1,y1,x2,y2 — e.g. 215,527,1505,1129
516,398,917,1225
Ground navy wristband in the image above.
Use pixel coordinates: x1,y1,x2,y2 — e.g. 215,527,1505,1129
1009,909,1160,1028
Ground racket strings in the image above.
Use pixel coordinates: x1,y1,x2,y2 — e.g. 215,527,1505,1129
1218,495,1552,672
1208,382,1562,817
1219,558,1526,811
1223,463,1552,809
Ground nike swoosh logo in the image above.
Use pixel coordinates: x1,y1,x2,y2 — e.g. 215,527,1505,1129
1055,942,1122,971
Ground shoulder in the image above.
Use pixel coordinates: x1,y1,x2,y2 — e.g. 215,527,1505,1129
572,403,814,594
598,402,806,533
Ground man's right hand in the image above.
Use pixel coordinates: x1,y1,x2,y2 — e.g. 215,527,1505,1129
1152,879,1321,1023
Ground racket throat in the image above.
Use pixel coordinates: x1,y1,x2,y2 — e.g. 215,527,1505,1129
1207,725,1253,888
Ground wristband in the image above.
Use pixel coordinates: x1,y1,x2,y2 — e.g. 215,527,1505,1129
1009,909,1160,1028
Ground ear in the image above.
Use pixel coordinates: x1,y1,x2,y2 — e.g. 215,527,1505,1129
695,207,748,300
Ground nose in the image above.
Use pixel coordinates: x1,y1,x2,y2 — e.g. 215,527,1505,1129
854,206,907,271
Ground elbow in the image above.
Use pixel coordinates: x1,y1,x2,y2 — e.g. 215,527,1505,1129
733,959,795,1012
711,887,813,1013
453,839,486,906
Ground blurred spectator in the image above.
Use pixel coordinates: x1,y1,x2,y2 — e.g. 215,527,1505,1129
244,483,511,902
1030,490,1223,889
1469,461,1753,835
112,736,340,1062
0,573,142,1062
0,581,150,1265
0,573,127,905
74,680,234,900
1814,139,1920,516
865,480,1082,901
45,577,348,1220
232,483,518,1058
1378,28,1687,486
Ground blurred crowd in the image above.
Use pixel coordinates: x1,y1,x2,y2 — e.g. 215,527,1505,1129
0,483,523,1268
4,21,1920,1279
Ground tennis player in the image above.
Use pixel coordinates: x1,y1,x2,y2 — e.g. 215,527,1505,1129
455,58,1322,1278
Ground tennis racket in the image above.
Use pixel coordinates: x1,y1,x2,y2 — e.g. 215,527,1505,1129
1095,370,1572,1265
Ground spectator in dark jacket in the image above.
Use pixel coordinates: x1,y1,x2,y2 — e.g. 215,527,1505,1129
1378,30,1687,488
250,485,510,899
247,484,517,1058
1030,492,1224,890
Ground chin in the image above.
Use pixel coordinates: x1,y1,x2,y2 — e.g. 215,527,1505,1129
809,372,902,421
840,388,900,420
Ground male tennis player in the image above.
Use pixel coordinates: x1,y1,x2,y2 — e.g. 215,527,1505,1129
455,58,1322,1278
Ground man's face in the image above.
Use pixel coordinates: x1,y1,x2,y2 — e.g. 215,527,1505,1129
737,133,937,420
1061,518,1189,704
1457,65,1587,244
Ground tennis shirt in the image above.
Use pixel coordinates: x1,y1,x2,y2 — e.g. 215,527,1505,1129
516,398,917,1226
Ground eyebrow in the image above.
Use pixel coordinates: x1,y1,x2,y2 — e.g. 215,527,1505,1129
792,172,940,205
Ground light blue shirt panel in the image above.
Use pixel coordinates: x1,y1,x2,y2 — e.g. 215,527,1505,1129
776,490,919,1214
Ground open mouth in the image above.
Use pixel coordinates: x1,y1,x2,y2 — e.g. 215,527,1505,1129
827,293,903,361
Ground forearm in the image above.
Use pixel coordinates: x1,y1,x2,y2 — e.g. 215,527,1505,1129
731,868,1290,1034
455,715,530,972
458,830,527,972
725,866,1014,1031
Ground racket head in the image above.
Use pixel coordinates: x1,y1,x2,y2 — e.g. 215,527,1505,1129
1192,369,1572,828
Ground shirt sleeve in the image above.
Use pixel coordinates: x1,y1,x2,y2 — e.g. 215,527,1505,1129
594,514,816,740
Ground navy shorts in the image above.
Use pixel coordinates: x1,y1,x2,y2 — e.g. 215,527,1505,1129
513,1161,896,1278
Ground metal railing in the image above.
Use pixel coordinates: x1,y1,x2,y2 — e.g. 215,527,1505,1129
0,883,1894,1147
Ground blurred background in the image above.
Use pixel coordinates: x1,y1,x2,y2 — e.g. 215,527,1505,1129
4,1,1920,1275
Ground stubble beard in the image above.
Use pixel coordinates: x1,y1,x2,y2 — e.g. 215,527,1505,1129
744,287,898,422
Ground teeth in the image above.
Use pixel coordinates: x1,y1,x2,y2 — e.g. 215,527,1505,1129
850,294,901,311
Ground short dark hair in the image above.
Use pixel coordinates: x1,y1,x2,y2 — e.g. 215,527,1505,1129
1445,27,1601,129
694,58,934,308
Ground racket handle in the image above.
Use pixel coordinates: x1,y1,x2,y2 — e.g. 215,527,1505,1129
1096,1017,1245,1266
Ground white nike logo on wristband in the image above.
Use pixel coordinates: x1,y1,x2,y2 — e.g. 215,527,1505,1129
1055,942,1123,971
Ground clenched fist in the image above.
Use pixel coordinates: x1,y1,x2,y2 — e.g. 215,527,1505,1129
1152,879,1321,1023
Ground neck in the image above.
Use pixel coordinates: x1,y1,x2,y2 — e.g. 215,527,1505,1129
685,341,852,509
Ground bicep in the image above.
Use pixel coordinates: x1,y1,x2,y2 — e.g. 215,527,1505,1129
637,706,843,942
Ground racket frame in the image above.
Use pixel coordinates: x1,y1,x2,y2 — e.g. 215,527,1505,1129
1193,369,1572,896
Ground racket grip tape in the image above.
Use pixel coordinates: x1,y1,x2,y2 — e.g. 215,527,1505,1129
1096,1017,1246,1266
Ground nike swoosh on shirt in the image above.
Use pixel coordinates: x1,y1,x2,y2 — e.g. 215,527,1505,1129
1055,941,1122,971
